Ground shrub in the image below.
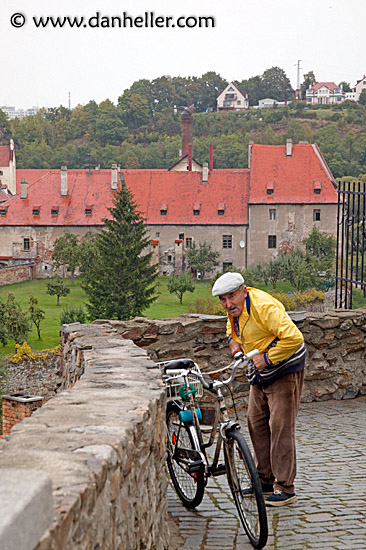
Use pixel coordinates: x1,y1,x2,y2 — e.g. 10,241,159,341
60,305,87,325
188,297,226,316
269,288,325,311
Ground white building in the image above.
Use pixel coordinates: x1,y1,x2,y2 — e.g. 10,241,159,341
217,82,249,111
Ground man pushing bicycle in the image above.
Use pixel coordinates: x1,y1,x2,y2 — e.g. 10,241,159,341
212,272,306,507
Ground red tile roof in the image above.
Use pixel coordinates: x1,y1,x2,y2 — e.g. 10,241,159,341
0,146,11,166
249,144,337,204
0,168,250,226
311,82,339,92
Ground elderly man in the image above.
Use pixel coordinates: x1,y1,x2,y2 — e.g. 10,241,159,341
212,272,306,506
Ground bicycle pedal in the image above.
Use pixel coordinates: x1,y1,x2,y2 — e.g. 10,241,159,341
212,463,226,476
187,460,204,474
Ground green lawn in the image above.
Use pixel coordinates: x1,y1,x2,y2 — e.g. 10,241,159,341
0,277,215,355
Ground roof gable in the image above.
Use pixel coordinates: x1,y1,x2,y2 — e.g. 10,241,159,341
249,144,337,204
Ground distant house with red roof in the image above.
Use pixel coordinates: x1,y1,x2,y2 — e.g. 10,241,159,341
0,139,16,197
306,82,345,105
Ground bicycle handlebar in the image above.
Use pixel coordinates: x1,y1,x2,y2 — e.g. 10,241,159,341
163,349,260,392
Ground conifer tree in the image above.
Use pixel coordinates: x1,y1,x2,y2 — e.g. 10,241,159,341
86,184,158,320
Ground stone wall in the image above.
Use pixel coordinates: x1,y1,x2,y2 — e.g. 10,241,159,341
0,323,169,550
95,308,366,404
0,263,32,285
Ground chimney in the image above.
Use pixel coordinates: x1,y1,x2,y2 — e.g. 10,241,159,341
286,139,293,157
209,144,213,171
111,164,118,190
248,141,254,169
181,103,195,159
20,178,28,199
61,166,68,196
202,162,208,183
2,393,43,435
188,145,193,171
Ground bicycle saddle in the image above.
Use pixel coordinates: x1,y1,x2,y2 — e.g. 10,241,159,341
162,358,195,373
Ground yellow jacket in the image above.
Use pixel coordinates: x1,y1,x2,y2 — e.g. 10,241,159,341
226,287,304,365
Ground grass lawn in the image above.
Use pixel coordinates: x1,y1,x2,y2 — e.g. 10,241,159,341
0,277,216,355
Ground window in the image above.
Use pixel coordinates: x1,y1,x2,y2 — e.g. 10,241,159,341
266,183,274,195
186,237,193,248
0,207,7,216
313,182,322,194
167,255,172,262
51,207,59,216
160,203,168,215
32,207,40,216
313,209,321,221
237,100,241,105
223,235,233,249
193,210,200,216
85,208,92,216
223,261,233,272
268,235,277,249
0,170,3,175
160,209,167,215
269,209,276,220
218,209,225,215
155,232,160,237
179,233,184,240
23,237,30,251
193,202,201,215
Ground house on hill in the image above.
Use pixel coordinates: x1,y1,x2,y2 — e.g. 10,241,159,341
306,82,345,105
216,82,249,111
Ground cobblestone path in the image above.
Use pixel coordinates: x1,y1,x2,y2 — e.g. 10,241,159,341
167,396,366,549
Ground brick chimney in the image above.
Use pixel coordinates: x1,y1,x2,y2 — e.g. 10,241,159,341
20,178,28,200
111,164,118,190
2,393,43,435
286,139,293,157
209,144,213,171
181,103,195,159
61,166,68,196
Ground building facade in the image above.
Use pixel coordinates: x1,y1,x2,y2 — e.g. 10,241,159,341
216,82,249,111
306,82,345,105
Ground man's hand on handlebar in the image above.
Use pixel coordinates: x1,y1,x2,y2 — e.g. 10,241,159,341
229,339,243,357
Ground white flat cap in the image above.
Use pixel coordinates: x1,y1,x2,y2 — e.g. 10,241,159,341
212,272,244,296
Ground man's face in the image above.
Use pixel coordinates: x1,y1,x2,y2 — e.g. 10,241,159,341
219,285,247,317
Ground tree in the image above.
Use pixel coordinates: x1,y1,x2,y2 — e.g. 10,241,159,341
358,90,366,106
301,71,316,100
86,184,158,320
52,231,80,285
167,272,195,304
261,67,294,102
0,298,7,346
339,81,352,93
28,295,45,340
278,249,316,291
187,241,220,280
5,294,31,345
46,276,71,305
78,231,100,296
264,258,282,289
303,227,336,277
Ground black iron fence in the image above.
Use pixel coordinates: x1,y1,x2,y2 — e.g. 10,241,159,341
335,180,366,309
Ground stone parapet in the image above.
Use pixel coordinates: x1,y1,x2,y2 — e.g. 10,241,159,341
0,324,168,550
95,309,366,404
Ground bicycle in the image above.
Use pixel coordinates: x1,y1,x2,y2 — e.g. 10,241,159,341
159,350,268,550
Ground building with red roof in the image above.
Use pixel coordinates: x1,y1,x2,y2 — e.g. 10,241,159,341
0,134,338,280
306,82,345,105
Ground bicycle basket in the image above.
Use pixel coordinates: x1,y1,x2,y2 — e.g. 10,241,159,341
157,359,204,400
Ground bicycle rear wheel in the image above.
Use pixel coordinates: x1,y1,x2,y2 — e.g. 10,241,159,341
224,430,268,549
166,402,205,509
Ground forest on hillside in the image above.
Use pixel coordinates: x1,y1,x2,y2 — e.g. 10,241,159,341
1,68,366,178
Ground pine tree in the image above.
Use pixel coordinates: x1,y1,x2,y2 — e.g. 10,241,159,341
86,184,158,320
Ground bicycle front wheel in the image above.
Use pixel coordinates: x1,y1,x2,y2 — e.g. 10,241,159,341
224,430,268,549
166,402,205,509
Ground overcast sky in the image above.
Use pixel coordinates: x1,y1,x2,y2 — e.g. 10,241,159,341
1,0,365,110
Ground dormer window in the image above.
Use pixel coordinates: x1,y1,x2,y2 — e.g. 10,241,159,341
51,206,59,216
313,182,322,194
266,183,274,195
85,208,92,216
193,202,201,215
160,203,168,215
0,206,8,216
218,202,225,215
32,206,40,216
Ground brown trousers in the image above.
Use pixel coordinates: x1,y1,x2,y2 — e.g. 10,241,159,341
247,370,304,494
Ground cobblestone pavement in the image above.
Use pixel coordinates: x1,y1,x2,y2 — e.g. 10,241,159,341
167,396,366,550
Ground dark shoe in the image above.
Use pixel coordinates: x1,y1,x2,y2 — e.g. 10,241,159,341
242,483,273,497
266,490,297,507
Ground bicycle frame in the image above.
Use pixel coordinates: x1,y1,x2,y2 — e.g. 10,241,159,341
163,350,258,478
